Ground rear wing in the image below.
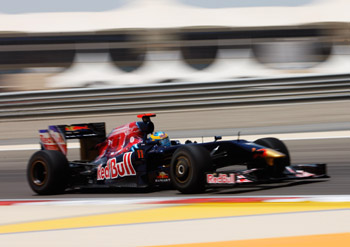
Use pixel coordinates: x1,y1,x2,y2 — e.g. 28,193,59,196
39,123,106,160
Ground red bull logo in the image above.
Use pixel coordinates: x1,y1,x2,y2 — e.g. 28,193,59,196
97,152,136,180
65,125,90,131
156,172,169,179
155,172,170,183
207,173,236,184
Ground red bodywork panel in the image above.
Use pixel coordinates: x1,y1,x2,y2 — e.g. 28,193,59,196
95,121,144,161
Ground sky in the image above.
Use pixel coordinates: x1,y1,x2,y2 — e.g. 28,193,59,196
0,0,315,14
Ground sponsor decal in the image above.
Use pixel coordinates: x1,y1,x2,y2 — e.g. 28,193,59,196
207,173,236,184
236,175,253,183
65,125,90,131
97,152,136,180
48,126,67,155
39,130,60,151
155,172,170,183
157,172,169,179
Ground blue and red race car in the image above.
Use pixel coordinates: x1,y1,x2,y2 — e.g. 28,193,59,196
27,114,328,194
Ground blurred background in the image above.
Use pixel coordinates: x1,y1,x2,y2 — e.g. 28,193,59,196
0,0,349,91
0,3,349,245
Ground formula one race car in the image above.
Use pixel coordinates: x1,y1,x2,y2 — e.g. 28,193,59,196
27,113,328,195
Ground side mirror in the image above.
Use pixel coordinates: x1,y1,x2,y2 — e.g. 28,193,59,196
214,136,222,142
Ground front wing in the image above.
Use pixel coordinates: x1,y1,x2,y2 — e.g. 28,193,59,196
206,163,328,187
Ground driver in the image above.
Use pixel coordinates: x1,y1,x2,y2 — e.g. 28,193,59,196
149,131,171,147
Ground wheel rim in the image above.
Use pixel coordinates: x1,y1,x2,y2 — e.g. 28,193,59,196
174,156,191,184
31,161,48,186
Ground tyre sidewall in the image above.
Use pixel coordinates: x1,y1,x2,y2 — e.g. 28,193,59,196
27,150,68,195
170,145,211,193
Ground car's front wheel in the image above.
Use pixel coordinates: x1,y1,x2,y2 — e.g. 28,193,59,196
170,145,211,194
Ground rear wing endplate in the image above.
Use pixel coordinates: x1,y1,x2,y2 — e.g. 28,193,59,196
39,123,106,156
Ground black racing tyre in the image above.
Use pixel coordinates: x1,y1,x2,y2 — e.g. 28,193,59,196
27,150,69,195
170,145,211,194
254,137,291,177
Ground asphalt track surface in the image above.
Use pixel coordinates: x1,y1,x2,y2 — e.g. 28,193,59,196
0,101,349,199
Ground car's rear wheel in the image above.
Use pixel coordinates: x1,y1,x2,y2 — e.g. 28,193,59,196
170,145,211,194
27,150,69,195
253,137,290,177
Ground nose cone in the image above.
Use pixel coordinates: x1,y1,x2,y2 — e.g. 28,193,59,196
264,148,286,158
263,148,286,167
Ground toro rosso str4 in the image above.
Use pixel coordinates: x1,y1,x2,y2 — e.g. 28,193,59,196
27,114,328,194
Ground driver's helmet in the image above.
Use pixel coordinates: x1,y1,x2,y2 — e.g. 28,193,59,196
149,131,171,147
